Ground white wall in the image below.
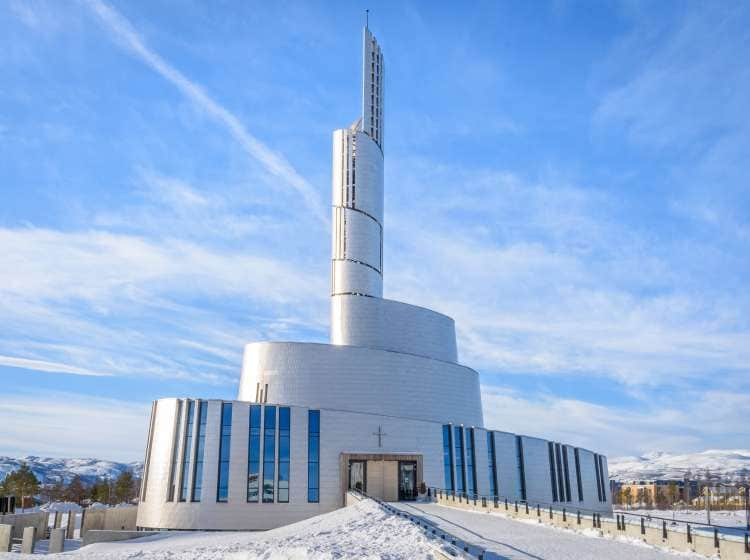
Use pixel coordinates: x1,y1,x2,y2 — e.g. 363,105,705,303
138,399,612,531
138,399,445,531
330,295,458,363
238,341,484,427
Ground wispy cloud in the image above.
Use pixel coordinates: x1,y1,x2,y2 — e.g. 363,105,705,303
82,0,327,225
385,159,750,388
0,355,110,377
0,391,150,462
0,222,328,384
481,385,750,456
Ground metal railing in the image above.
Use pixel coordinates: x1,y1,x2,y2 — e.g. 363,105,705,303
428,487,750,551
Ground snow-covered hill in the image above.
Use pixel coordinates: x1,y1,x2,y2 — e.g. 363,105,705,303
0,456,143,485
609,449,750,481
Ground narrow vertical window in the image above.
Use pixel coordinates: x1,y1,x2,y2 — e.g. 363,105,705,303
216,403,232,503
277,407,290,503
574,448,584,502
179,400,195,501
262,405,277,503
191,400,207,501
442,425,454,492
140,401,157,502
465,428,477,498
515,436,527,501
548,442,558,502
555,443,565,503
453,426,465,494
486,431,498,498
167,400,183,501
247,405,261,502
562,445,571,502
597,455,606,502
593,453,603,502
307,410,320,503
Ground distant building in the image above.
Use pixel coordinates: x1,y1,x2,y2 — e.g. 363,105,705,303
613,479,698,507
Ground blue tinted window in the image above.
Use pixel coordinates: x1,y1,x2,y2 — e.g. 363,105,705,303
179,400,195,501
574,448,584,502
168,400,183,501
548,442,558,502
247,405,261,502
516,436,527,501
454,426,465,494
262,406,276,503
278,407,290,503
487,431,498,498
442,425,454,491
191,401,208,501
466,428,477,497
216,403,232,502
307,410,320,503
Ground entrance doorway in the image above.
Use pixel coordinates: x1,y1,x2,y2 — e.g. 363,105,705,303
340,454,422,503
348,460,366,493
398,461,417,501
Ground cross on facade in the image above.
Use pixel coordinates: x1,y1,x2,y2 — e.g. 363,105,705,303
372,425,387,447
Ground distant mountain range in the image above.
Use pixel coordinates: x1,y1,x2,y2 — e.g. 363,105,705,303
609,449,750,482
0,456,143,485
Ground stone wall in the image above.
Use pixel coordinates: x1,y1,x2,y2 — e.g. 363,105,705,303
81,507,138,538
0,511,48,540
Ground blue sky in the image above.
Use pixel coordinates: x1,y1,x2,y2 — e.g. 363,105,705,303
1,0,748,462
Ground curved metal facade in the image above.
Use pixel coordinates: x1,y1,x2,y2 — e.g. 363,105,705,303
237,341,481,426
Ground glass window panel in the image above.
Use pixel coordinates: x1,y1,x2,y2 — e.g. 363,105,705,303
308,435,319,457
179,400,195,501
454,426,465,493
307,410,320,503
442,425,454,492
308,411,319,433
307,461,319,483
262,406,276,503
279,436,290,458
216,403,232,503
247,405,262,502
263,462,275,503
278,462,290,482
168,400,183,502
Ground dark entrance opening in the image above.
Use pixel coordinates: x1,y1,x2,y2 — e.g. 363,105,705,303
398,460,417,501
348,459,367,493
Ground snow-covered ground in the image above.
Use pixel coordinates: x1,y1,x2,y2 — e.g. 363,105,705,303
608,449,750,481
392,502,709,559
4,499,741,559
1,500,453,560
618,508,749,529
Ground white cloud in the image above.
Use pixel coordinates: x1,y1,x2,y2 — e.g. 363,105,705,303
0,355,110,377
384,160,750,387
0,391,150,462
0,226,324,305
82,0,327,225
481,386,750,456
0,224,328,384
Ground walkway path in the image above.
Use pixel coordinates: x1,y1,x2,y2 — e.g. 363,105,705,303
391,501,699,560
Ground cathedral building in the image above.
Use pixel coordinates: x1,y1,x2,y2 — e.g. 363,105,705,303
136,26,612,531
